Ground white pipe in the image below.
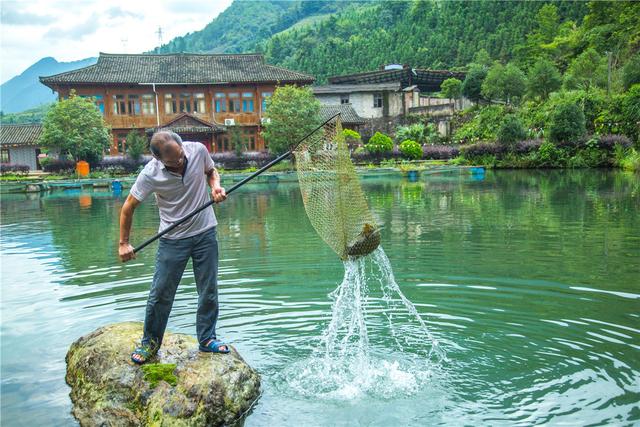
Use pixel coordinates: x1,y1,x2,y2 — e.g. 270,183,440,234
152,83,160,126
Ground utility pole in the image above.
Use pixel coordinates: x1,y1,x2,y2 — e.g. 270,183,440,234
156,27,164,47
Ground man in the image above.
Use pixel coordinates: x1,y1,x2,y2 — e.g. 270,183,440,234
119,130,229,364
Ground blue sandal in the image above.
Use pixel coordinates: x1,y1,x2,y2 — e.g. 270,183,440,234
131,340,159,365
199,338,230,354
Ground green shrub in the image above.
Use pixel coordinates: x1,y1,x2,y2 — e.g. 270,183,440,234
497,115,527,147
399,140,422,160
453,105,506,143
536,141,568,167
126,130,147,161
615,145,640,172
547,102,586,145
365,132,393,153
342,129,362,147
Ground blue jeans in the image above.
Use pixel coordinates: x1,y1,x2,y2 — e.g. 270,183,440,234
142,226,220,348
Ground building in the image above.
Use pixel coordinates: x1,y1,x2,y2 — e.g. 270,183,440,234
40,53,314,155
0,124,43,170
313,65,467,137
318,104,365,132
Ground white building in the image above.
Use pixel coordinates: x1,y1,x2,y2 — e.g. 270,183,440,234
0,124,42,170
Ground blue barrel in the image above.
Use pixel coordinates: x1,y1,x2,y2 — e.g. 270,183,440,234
407,170,419,182
470,167,485,181
111,180,123,193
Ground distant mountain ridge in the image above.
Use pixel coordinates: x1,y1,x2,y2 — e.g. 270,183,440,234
1,56,97,114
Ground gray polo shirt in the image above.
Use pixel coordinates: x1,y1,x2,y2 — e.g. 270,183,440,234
130,141,217,239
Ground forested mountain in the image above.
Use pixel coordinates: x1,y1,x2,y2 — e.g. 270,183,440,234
155,1,597,81
150,0,358,55
261,1,591,81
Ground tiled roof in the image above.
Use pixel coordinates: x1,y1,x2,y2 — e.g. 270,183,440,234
320,105,365,125
0,124,42,147
40,53,315,86
145,113,223,134
313,82,401,94
328,67,466,92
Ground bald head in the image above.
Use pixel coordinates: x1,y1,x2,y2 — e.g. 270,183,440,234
150,130,183,159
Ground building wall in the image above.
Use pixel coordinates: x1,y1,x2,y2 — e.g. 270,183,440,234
56,83,280,154
317,91,404,119
9,146,38,170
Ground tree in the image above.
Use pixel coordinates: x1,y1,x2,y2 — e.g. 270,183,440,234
564,48,607,91
126,130,147,162
623,55,640,90
482,62,527,105
261,85,321,154
462,65,488,104
527,59,562,100
39,91,111,163
547,102,586,144
441,78,463,109
497,115,527,147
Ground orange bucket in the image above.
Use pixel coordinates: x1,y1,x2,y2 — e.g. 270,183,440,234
76,161,90,177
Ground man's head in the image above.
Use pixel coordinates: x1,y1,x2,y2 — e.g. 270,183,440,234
150,130,185,169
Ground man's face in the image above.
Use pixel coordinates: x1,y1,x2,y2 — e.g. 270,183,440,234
159,141,185,169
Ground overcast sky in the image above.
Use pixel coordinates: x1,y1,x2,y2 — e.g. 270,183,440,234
0,0,233,84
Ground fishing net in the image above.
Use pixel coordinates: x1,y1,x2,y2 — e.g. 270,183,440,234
292,115,381,260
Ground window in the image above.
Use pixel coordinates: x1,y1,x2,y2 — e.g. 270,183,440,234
215,93,227,112
94,95,105,115
261,92,272,112
216,135,230,152
179,93,191,113
373,93,383,108
194,93,206,113
1,148,9,163
243,128,256,151
340,94,350,104
242,92,254,112
113,95,126,115
128,95,140,115
164,94,176,114
141,94,155,115
116,133,127,154
228,92,240,112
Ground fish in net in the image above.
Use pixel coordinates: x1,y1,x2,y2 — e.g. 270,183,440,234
292,115,381,260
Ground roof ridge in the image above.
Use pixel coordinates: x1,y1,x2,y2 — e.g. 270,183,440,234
99,52,264,58
263,63,313,79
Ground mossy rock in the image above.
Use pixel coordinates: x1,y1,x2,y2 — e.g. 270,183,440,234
65,322,260,426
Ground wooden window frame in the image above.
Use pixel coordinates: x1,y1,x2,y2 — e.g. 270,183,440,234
215,93,227,113
0,148,10,163
373,92,383,108
141,94,155,115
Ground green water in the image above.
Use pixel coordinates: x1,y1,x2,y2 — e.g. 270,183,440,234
1,170,638,426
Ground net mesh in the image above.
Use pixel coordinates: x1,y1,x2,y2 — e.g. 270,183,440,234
293,115,380,260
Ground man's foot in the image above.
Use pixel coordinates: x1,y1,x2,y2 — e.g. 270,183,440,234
131,341,159,365
199,338,230,354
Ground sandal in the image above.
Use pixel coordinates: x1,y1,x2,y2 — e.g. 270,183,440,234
199,338,230,354
131,340,159,365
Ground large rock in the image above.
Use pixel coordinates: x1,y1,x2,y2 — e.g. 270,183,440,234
65,322,261,426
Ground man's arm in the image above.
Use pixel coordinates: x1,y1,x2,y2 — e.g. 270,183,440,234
206,167,227,203
119,194,141,262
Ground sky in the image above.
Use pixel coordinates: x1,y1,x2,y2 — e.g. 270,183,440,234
0,0,233,84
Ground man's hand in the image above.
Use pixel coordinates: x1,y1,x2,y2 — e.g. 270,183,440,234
119,242,136,263
211,186,227,203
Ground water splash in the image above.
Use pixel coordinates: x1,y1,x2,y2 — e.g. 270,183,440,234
278,247,445,400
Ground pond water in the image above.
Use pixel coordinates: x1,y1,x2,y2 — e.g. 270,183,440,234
1,170,638,426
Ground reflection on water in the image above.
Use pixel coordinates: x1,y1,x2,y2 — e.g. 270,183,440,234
1,170,639,426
